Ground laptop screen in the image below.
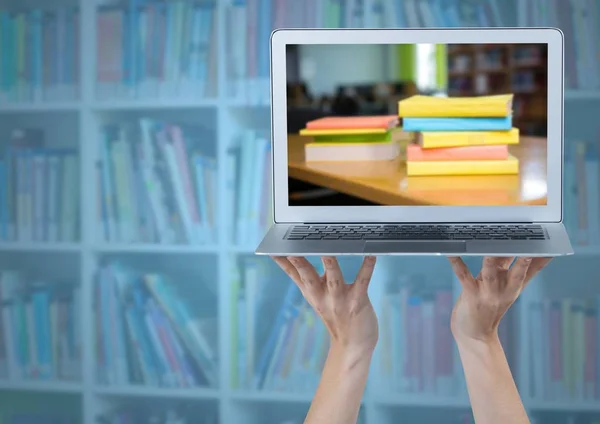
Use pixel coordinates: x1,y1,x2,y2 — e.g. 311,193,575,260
286,43,548,207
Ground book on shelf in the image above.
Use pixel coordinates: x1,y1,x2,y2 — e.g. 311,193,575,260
564,139,600,247
94,262,218,388
4,415,76,424
378,277,457,395
232,258,329,392
96,118,217,245
97,404,218,424
0,270,81,382
227,130,272,247
372,0,506,28
526,296,600,403
0,128,79,243
525,0,600,90
0,7,80,104
96,0,217,101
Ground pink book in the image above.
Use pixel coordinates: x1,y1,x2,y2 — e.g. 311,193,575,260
145,5,155,80
421,298,435,393
584,307,597,399
274,0,285,29
306,115,399,130
154,310,185,387
247,0,257,81
97,8,122,83
575,142,588,244
169,126,202,241
549,301,562,396
406,296,422,392
407,144,509,161
435,290,454,393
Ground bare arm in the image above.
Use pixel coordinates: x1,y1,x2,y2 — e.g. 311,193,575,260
305,345,371,424
449,256,552,424
272,256,378,424
457,336,528,423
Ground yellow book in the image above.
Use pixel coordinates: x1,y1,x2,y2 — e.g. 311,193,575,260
416,128,520,149
299,128,387,136
398,94,514,117
406,155,519,176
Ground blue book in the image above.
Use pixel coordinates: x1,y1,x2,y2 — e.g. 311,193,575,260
402,115,512,132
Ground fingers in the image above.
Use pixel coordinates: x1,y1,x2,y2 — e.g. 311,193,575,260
448,257,476,292
523,257,553,286
508,257,533,289
287,257,321,286
321,256,344,292
353,256,377,293
271,256,303,288
482,256,514,273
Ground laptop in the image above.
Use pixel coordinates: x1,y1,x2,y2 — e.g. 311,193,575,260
256,28,574,256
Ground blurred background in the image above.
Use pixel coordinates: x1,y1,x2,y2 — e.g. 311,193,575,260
0,0,597,423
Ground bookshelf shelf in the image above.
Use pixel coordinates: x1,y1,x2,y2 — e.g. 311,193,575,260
526,401,600,413
0,103,83,113
0,380,83,394
372,394,471,409
0,243,82,252
90,99,220,111
94,386,221,400
565,90,600,100
229,391,317,403
93,244,220,255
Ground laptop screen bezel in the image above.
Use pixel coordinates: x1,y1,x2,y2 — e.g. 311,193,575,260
270,28,564,224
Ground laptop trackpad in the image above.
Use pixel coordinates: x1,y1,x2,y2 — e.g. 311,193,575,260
364,240,467,254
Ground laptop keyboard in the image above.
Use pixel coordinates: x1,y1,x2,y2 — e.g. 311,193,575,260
285,224,547,241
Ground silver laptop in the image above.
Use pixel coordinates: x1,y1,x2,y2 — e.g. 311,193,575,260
256,28,573,256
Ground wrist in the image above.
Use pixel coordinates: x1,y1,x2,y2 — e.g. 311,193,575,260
328,342,375,372
455,333,503,360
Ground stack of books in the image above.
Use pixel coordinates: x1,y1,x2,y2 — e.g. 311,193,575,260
299,115,402,162
398,94,520,177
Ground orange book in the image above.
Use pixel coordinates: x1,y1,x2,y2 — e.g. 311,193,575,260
406,144,509,161
305,115,399,130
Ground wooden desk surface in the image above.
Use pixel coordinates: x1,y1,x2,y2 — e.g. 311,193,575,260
288,134,548,206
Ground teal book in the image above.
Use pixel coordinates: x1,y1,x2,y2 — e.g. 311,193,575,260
402,115,512,131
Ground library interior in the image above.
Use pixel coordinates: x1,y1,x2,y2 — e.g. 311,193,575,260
0,0,598,423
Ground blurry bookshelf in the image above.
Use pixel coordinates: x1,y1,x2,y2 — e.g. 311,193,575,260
95,118,218,246
0,270,81,383
447,43,547,136
230,257,327,393
95,1,218,102
95,399,219,424
0,7,81,106
376,276,462,397
227,130,272,248
93,261,218,389
0,0,598,423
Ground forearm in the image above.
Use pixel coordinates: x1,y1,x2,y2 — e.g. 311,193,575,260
457,336,529,424
305,344,372,424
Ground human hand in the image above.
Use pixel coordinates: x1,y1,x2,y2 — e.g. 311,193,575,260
271,256,379,359
448,256,552,345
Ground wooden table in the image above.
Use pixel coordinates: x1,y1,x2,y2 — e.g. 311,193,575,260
287,134,548,206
